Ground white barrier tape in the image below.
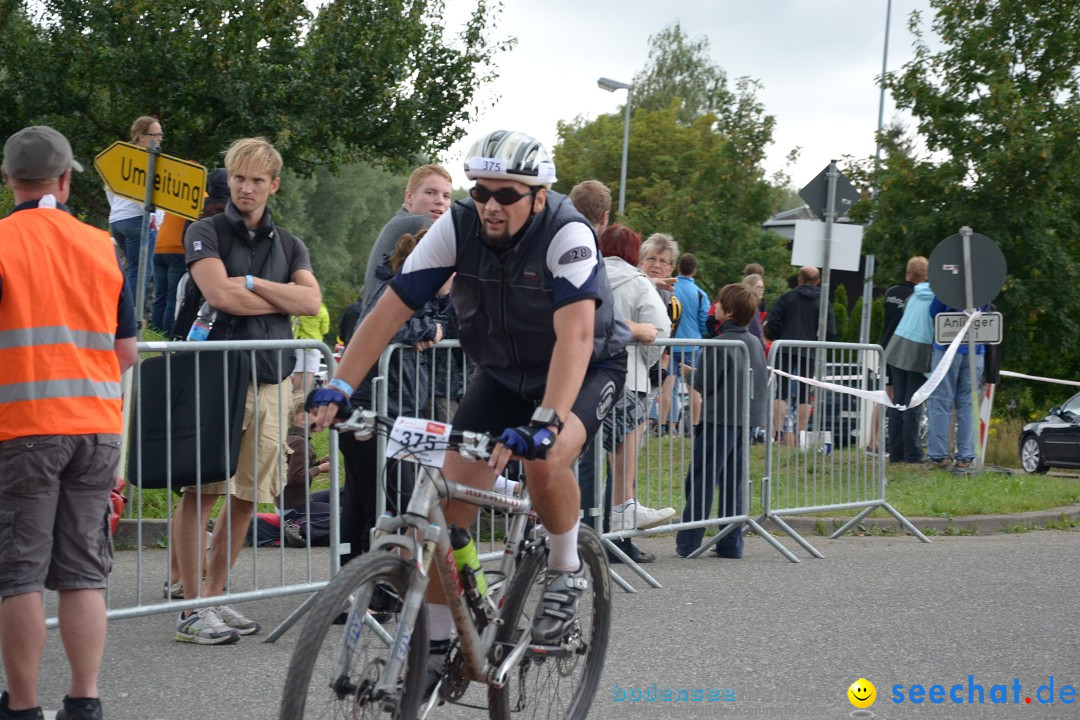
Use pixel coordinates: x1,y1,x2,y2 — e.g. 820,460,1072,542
770,311,984,411
770,365,894,406
999,370,1080,388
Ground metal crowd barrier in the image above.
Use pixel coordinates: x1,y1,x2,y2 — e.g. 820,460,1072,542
588,338,795,566
758,340,930,559
45,339,342,635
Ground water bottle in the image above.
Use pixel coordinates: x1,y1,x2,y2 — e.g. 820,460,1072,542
186,301,217,342
449,525,488,628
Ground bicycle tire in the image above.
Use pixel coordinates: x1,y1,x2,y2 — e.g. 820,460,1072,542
488,525,611,720
280,553,428,719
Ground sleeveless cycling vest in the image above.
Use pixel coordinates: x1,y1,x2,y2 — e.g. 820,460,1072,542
449,190,630,397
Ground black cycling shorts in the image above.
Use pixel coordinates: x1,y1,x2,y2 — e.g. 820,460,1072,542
452,362,626,448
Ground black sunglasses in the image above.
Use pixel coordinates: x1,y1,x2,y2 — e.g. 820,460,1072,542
469,184,536,206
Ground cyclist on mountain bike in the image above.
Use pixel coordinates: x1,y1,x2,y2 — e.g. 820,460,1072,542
308,129,630,654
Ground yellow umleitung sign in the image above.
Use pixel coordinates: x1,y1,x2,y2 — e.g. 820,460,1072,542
94,142,208,221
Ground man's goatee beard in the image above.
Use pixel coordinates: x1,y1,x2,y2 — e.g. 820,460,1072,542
481,228,514,250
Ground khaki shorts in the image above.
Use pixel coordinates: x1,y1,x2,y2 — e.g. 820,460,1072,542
0,433,120,596
183,383,285,504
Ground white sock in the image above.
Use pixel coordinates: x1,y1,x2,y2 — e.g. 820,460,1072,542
492,474,519,496
427,603,453,642
546,526,580,572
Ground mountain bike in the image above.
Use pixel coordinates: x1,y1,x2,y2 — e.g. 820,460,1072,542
280,410,611,719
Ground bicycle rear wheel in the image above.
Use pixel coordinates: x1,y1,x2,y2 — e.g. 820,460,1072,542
280,553,428,719
488,525,611,720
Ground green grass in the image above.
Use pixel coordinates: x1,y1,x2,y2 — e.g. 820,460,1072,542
631,437,1080,522
879,465,1080,518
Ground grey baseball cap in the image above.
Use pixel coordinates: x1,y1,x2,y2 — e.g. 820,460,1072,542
2,125,84,180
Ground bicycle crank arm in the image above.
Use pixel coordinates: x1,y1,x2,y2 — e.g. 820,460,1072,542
489,630,533,689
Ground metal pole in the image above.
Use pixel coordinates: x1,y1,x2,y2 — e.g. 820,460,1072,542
863,0,893,344
875,0,893,170
960,225,982,470
135,141,160,341
817,160,838,345
618,88,631,215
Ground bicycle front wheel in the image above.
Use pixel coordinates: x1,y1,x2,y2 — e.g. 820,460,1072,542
280,553,428,719
488,524,611,720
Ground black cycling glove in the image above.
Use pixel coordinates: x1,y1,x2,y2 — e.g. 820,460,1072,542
304,387,354,420
498,425,556,460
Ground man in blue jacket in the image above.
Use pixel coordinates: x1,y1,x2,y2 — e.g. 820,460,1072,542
926,298,985,470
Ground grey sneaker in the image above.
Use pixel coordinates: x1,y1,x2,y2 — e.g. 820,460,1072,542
56,695,102,720
162,579,184,600
282,520,306,548
531,561,588,644
215,605,260,635
175,607,240,645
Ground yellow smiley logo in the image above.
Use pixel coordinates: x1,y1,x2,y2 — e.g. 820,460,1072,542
848,678,876,708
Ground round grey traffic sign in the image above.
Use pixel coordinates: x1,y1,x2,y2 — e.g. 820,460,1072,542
928,231,1007,309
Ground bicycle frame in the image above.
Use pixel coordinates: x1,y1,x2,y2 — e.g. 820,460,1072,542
338,453,537,702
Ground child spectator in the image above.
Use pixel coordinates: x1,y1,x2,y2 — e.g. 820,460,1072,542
284,394,329,511
675,283,766,559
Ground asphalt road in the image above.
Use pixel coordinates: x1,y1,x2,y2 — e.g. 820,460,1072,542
13,530,1080,720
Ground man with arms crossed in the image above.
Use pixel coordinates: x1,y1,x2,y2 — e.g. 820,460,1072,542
172,137,321,644
0,126,137,720
309,130,630,655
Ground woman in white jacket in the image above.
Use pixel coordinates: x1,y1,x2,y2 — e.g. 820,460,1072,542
598,225,675,532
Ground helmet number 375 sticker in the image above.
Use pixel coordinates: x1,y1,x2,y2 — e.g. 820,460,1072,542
467,157,506,174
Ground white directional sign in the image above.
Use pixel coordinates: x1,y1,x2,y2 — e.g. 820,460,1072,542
790,220,864,271
934,312,1003,345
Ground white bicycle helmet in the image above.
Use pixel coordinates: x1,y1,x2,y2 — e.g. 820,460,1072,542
463,130,557,187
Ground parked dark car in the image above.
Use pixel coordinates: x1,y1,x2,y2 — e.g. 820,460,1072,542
1019,391,1080,473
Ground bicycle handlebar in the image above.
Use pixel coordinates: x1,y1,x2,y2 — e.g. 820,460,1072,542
334,409,494,462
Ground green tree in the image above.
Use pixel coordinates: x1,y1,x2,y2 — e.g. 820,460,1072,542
632,22,734,126
854,0,1080,412
271,162,412,334
0,0,508,222
553,22,785,296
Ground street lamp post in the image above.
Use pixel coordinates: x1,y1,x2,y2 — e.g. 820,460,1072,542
597,76,632,215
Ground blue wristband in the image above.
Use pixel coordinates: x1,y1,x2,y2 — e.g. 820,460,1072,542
246,274,254,291
328,377,354,399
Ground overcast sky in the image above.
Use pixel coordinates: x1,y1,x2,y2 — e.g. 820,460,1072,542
439,0,934,192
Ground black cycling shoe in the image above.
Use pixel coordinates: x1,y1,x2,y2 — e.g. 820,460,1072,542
531,560,588,644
